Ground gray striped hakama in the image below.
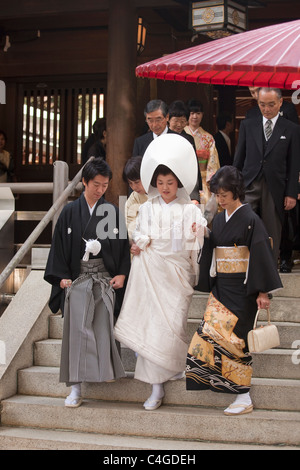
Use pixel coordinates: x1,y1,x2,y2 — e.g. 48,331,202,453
60,259,126,386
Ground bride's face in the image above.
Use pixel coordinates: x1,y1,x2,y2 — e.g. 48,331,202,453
156,173,178,204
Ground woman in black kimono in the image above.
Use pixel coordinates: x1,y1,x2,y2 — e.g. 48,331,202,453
44,158,130,407
186,166,282,415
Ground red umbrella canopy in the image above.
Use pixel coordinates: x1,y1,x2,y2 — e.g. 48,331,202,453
136,19,300,90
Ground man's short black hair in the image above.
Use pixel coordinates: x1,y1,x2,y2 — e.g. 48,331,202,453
82,157,112,183
216,113,233,131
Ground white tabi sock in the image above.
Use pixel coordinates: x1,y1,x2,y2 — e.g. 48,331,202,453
69,383,81,398
224,392,252,414
148,383,164,402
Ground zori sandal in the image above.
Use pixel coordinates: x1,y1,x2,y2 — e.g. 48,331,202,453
224,403,253,416
65,396,83,408
143,398,163,411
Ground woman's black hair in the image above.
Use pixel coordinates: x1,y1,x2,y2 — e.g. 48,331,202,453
186,99,204,114
168,100,189,121
92,118,106,139
122,156,142,183
82,157,112,183
0,130,7,143
209,165,245,202
150,164,183,188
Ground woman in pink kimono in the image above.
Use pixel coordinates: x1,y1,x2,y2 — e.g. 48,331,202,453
184,99,220,208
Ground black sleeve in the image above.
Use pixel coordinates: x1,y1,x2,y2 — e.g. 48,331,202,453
44,210,72,286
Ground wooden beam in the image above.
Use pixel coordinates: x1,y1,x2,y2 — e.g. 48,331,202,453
0,0,177,19
106,0,137,205
0,0,109,18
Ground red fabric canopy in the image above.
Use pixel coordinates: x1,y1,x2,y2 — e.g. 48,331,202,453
136,20,300,89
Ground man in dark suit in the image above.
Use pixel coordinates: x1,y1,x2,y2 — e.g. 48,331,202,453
234,87,300,264
246,88,299,272
214,113,234,167
132,100,175,158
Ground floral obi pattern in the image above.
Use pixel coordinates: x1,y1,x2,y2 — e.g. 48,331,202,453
215,245,249,274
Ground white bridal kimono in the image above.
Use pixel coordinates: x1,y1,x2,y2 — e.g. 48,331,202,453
114,195,207,384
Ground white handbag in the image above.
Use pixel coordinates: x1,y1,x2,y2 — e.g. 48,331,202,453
247,308,280,353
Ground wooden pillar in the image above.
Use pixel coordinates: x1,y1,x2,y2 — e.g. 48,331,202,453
106,0,137,205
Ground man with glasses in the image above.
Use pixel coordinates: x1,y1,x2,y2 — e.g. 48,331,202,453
132,99,175,158
245,87,299,272
234,88,300,265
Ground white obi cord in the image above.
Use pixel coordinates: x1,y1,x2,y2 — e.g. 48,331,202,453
82,238,102,261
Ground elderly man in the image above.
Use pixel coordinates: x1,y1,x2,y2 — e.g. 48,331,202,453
234,87,300,264
132,99,176,158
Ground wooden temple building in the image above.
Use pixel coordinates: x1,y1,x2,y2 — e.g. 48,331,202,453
0,0,299,228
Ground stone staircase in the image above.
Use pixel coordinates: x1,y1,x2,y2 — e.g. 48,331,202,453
0,271,300,450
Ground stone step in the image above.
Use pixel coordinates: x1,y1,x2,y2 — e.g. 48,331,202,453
275,271,300,298
190,294,300,323
49,313,300,349
2,395,300,447
35,336,300,381
195,271,300,300
0,426,297,451
49,294,300,341
17,366,300,411
121,347,300,380
186,320,299,349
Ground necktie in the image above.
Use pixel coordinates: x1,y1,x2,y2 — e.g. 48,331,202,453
265,119,273,140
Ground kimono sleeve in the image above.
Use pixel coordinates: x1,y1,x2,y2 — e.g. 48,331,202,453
132,201,151,250
114,206,131,277
44,209,72,287
246,217,283,296
194,235,214,293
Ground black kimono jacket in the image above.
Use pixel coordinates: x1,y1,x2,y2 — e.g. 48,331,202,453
197,204,283,340
44,193,131,316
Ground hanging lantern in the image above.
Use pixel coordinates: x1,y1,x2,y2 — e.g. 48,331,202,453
191,1,248,39
137,17,147,55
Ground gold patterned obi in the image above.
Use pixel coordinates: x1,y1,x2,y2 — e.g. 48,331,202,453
215,246,249,274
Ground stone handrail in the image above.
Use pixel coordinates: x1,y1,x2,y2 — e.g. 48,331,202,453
0,159,90,291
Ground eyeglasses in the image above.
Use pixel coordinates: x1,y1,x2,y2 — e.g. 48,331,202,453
146,116,166,124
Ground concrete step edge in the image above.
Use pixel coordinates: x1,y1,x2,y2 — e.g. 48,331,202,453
32,342,300,380
0,426,298,451
18,367,300,411
187,319,300,327
20,365,300,386
2,395,300,446
34,340,300,355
